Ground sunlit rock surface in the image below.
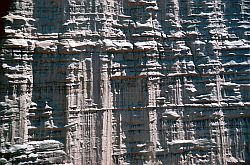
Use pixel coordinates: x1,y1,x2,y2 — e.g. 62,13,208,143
0,0,250,164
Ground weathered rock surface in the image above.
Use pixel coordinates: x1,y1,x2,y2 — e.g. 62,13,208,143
0,0,250,164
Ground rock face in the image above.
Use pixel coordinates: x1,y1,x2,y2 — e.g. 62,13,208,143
0,0,250,164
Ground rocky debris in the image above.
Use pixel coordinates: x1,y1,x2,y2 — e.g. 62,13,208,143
0,140,69,165
0,0,250,164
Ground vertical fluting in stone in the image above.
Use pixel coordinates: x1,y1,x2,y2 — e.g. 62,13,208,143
0,0,34,146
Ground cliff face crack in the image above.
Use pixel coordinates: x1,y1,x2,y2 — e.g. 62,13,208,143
0,0,250,164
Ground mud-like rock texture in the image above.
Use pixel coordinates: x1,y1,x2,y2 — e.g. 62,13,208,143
0,0,250,164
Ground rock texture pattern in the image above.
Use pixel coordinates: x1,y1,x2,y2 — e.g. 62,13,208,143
0,0,250,164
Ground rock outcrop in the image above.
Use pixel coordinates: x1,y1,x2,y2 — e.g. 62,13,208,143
0,0,250,164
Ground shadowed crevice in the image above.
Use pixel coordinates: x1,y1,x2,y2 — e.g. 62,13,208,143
0,0,12,37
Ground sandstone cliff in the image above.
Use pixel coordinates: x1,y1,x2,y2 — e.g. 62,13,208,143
0,0,250,164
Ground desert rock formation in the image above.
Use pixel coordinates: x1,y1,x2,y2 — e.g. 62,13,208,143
0,0,250,164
